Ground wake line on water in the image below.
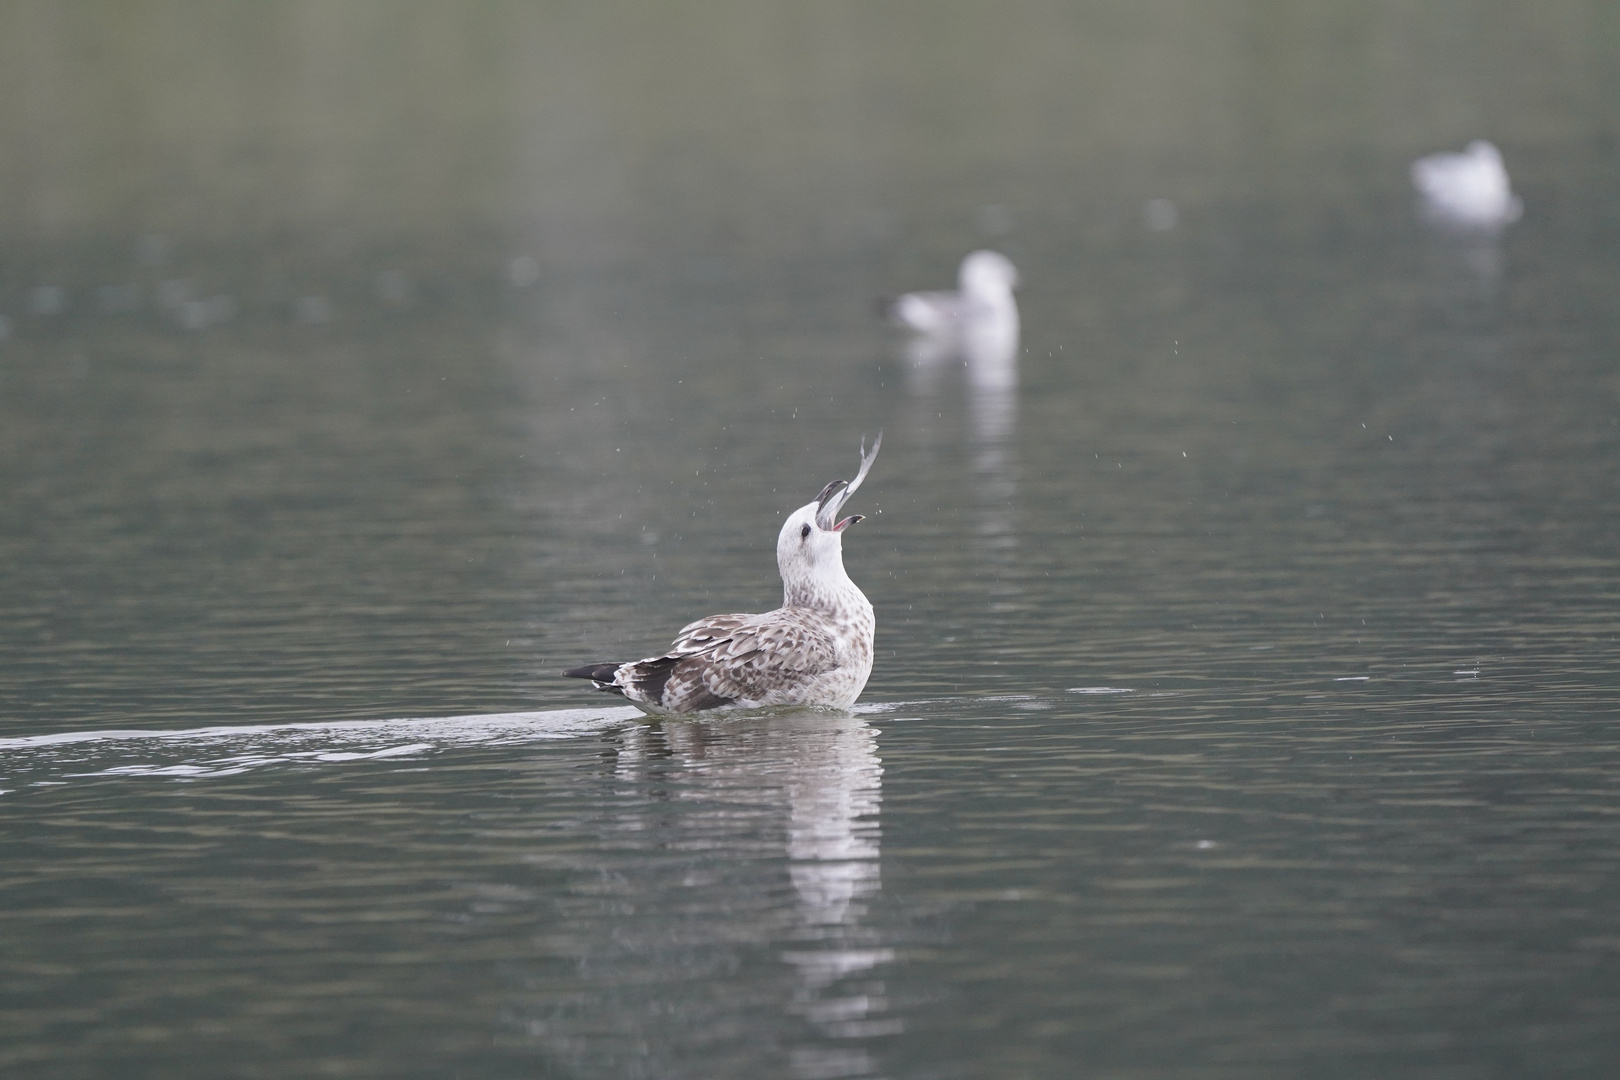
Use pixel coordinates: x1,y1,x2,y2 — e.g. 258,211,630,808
0,706,647,750
0,706,646,787
1,695,1046,789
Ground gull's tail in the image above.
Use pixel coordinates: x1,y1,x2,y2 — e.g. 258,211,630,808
563,662,626,691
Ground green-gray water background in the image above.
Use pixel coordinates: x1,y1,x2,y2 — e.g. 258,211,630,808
3,3,1619,1077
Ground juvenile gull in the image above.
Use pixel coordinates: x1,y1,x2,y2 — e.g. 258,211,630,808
564,435,881,714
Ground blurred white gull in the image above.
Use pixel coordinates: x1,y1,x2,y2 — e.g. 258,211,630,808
1411,140,1523,231
564,435,881,714
890,249,1019,340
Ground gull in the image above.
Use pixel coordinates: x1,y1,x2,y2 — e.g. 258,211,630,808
564,434,882,714
1411,140,1523,231
889,250,1020,340
889,250,1021,398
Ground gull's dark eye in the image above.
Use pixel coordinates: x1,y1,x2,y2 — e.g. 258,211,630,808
800,523,812,540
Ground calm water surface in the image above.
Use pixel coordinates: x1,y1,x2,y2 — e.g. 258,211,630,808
3,5,1620,1078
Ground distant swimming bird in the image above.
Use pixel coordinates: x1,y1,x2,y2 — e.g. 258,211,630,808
890,250,1020,339
1411,140,1523,231
564,435,882,714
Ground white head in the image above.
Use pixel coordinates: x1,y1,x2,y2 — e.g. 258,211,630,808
776,433,882,609
1466,140,1504,168
958,250,1020,300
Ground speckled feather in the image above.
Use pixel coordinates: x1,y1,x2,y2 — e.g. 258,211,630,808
628,606,871,713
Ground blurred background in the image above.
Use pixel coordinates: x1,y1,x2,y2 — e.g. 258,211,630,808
3,4,1620,1078
3,0,1616,726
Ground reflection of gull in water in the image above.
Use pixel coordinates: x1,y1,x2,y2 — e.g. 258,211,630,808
564,435,881,714
777,716,896,1076
609,712,897,1075
613,715,883,928
1423,228,1509,297
891,253,1021,571
784,716,884,928
1411,141,1523,232
963,310,1019,448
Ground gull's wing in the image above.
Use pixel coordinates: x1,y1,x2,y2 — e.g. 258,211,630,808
890,290,961,334
669,612,754,655
623,609,842,712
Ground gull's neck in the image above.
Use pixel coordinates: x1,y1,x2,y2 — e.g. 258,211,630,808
782,557,868,616
964,281,1016,321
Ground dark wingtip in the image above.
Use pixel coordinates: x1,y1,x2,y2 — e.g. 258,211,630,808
563,662,623,683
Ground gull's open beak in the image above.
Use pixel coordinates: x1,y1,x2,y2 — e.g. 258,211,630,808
812,432,882,532
814,480,848,532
